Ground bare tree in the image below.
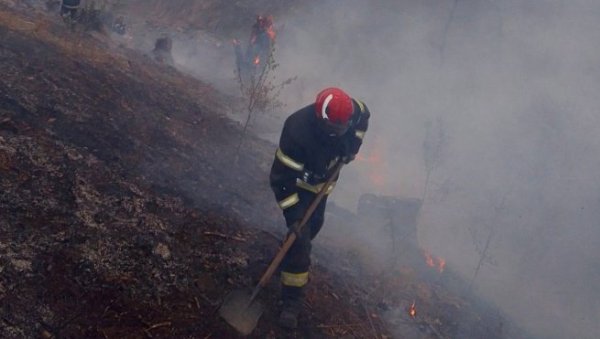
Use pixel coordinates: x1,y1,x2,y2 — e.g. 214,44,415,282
422,116,448,206
234,44,296,162
439,0,459,66
467,191,509,292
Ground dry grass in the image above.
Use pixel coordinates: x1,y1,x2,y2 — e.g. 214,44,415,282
0,7,128,66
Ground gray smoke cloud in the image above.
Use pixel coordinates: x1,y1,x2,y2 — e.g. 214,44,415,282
266,1,600,338
163,0,599,337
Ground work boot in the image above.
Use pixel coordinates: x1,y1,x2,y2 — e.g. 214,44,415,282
279,268,307,329
279,299,301,329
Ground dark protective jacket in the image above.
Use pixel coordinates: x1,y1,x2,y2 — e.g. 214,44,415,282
269,99,370,212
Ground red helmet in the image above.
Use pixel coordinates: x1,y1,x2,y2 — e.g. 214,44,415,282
315,87,354,134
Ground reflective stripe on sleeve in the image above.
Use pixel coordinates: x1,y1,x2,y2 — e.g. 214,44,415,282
355,130,366,140
278,193,299,209
296,180,336,194
281,271,309,287
276,148,304,171
356,100,366,113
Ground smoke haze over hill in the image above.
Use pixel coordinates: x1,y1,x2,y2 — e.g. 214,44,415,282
265,1,600,338
91,0,599,337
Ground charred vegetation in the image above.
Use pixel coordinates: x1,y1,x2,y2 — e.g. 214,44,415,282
0,1,532,338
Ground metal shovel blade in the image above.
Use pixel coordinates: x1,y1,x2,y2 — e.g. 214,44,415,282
219,290,264,335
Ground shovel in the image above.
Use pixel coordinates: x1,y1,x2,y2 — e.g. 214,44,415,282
219,161,344,335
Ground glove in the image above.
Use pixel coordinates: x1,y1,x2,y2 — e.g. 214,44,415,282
339,137,357,164
341,153,356,164
301,169,325,185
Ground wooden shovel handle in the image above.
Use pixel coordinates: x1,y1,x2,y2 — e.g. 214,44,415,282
257,161,344,289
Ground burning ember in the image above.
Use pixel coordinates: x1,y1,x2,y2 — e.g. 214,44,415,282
355,138,385,189
251,15,276,44
422,249,446,273
266,24,276,41
253,56,260,65
409,300,417,318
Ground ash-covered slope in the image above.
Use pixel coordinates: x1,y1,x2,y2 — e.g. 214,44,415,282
0,2,536,338
122,0,306,36
0,4,390,338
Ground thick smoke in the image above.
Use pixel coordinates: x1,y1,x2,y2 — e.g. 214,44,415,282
163,0,599,337
267,1,600,338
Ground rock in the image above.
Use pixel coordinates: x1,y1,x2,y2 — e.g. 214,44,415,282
10,259,32,272
152,37,174,66
153,243,171,260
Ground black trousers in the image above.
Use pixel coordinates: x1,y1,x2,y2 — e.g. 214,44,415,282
280,190,328,302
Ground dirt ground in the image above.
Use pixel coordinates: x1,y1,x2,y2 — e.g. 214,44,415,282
0,1,531,338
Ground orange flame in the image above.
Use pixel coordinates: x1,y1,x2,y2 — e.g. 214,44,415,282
253,55,260,65
424,251,435,267
267,25,276,41
438,258,446,273
409,300,416,318
422,249,446,273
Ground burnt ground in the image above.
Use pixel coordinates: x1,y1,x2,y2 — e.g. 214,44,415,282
0,2,532,339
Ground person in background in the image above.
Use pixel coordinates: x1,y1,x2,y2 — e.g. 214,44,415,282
60,0,81,21
233,15,276,84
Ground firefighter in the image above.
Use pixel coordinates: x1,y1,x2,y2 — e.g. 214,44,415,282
248,15,275,65
112,15,127,35
234,15,275,84
269,87,370,328
60,0,80,21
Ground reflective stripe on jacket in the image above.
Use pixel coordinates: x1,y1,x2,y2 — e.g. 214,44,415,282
270,99,370,209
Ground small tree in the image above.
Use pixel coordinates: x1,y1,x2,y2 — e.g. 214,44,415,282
422,116,448,206
467,191,508,292
234,43,296,161
439,0,459,66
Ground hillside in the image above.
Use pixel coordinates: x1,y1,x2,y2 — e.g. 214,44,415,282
0,1,531,338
